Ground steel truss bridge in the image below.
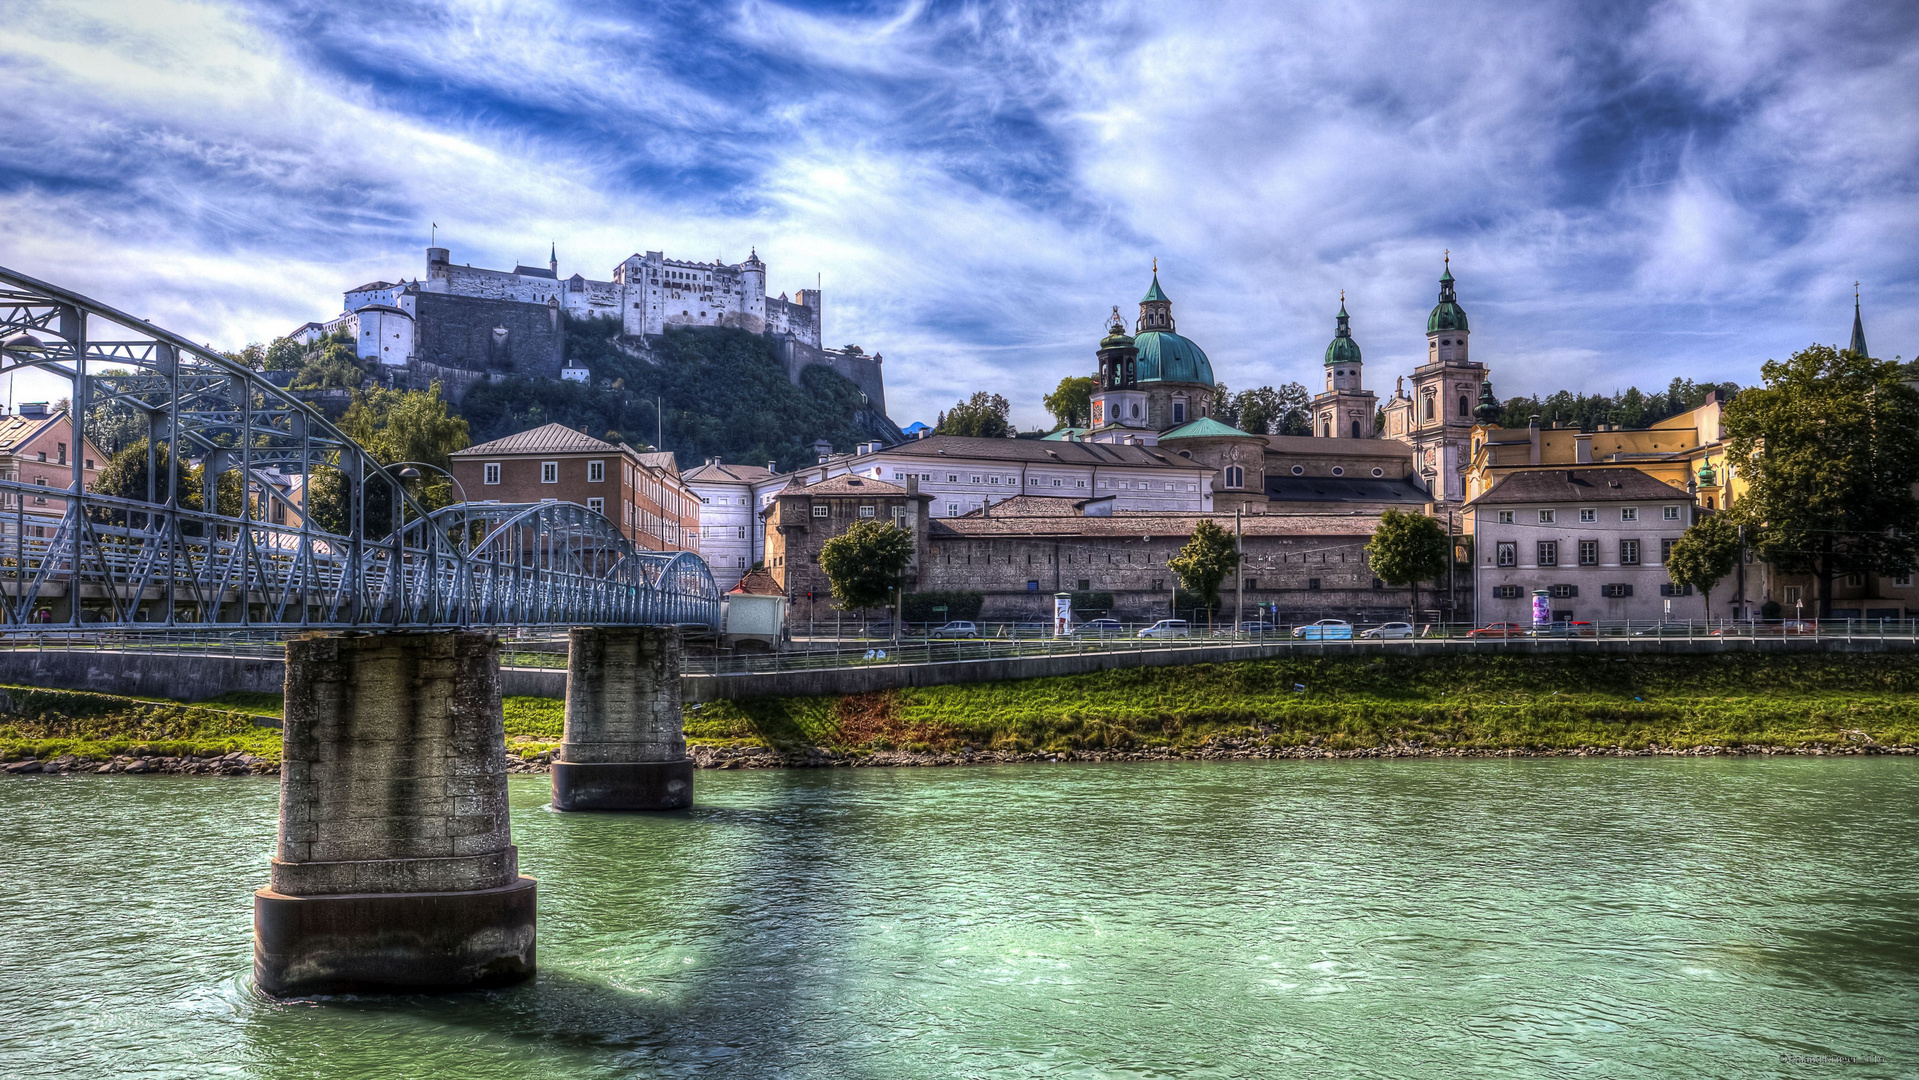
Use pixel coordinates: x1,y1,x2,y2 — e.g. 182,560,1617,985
0,266,719,634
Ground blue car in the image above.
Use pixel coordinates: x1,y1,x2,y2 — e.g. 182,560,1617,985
1291,619,1353,640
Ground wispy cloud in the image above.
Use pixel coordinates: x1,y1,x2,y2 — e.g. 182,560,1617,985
1,0,1914,425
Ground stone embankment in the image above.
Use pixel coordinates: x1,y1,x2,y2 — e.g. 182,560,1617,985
8,738,1912,778
4,751,276,775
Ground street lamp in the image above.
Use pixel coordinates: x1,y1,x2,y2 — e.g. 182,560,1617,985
390,460,468,506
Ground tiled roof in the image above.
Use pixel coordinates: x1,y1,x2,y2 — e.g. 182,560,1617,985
729,567,782,595
453,423,621,457
788,474,911,497
637,450,678,474
931,511,1380,541
1266,476,1431,505
1262,435,1417,459
1160,417,1257,441
959,495,1088,517
0,412,59,453
682,461,776,483
1467,467,1687,506
871,434,1198,470
349,280,396,293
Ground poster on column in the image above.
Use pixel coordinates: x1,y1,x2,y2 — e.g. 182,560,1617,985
1531,589,1551,628
1054,593,1073,637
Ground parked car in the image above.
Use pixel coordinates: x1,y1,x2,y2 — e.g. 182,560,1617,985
1361,621,1415,639
1138,619,1191,639
1467,622,1529,638
1530,621,1596,638
1071,618,1126,638
1631,622,1703,637
928,621,979,639
1292,619,1353,640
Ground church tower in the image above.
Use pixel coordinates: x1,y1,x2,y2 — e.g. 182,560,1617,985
1089,307,1148,430
1400,255,1487,502
1311,294,1377,439
1849,283,1871,358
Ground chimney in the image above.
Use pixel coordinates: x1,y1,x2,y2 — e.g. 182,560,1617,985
18,402,48,419
905,476,918,497
981,498,990,518
767,460,777,473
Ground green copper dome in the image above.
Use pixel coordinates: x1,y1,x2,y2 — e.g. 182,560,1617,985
1324,302,1361,366
1134,330,1214,386
1427,259,1469,333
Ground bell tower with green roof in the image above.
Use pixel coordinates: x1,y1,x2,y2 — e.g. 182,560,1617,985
1310,293,1378,439
1384,253,1489,503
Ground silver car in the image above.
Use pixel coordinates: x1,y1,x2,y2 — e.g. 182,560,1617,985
1138,619,1191,639
1362,622,1415,639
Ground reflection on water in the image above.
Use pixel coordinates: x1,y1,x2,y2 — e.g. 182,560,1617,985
1,759,1916,1078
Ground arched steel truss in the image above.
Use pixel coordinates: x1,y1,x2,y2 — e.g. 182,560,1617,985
0,265,719,633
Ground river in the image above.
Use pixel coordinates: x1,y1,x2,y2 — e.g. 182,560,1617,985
1,759,1915,1078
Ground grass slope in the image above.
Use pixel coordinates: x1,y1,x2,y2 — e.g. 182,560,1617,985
0,687,280,762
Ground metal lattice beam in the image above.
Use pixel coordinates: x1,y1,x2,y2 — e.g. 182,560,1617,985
0,265,719,633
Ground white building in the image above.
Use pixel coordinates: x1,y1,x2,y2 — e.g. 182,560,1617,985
1467,467,1705,626
681,459,778,591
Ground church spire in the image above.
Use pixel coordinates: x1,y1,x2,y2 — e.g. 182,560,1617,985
1138,261,1173,332
548,241,557,275
1849,282,1869,358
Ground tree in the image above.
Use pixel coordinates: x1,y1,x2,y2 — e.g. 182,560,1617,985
306,383,470,536
1043,375,1097,430
817,520,916,614
1667,512,1741,621
1723,344,1919,618
221,343,266,371
935,392,1011,438
91,438,200,524
1167,520,1239,624
1365,508,1450,620
1272,382,1313,435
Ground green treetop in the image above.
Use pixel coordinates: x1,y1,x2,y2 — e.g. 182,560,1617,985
1365,509,1450,619
936,392,1012,439
1043,375,1097,430
1723,343,1919,618
1667,512,1742,619
818,520,917,613
1167,520,1240,619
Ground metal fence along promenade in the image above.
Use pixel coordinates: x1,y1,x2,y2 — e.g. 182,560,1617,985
0,266,720,633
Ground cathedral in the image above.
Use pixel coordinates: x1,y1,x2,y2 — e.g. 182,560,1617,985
1053,258,1494,507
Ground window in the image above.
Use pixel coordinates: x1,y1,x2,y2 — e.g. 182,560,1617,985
85,459,93,470
1291,465,1305,476
1423,394,1435,420
991,477,1000,485
1172,401,1186,424
1660,582,1694,597
1579,540,1598,566
1053,478,1063,487
812,503,829,518
700,496,711,505
737,526,746,539
1895,572,1913,588
1579,508,1596,522
1308,578,1322,590
56,442,66,464
1620,539,1640,565
1537,541,1558,567
1663,505,1680,520
1602,583,1633,598
1660,539,1676,563
1493,585,1522,599
483,463,501,485
1496,542,1516,566
1164,483,1174,491
948,503,960,516
1459,395,1470,417
1224,465,1244,489
858,505,875,518
972,475,982,484
1077,479,1087,488
948,474,958,482
587,460,604,483
1538,509,1555,524
1498,510,1514,524
1029,477,1039,486
1783,585,1802,604
1331,466,1345,477
738,557,746,568
1550,584,1578,599
1244,578,1259,591
1621,507,1638,522
540,461,558,484
586,497,604,514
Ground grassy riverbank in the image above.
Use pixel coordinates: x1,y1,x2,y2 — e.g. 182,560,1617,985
0,687,281,763
6,652,1917,766
679,652,1919,756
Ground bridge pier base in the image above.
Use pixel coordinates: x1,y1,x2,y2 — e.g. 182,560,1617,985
552,626,692,811
253,631,536,997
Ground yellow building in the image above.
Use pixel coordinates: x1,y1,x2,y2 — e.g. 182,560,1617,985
1465,393,1738,512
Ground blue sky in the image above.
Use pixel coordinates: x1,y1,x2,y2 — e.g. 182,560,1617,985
2,0,1915,430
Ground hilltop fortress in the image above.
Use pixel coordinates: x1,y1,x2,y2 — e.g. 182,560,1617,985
297,245,891,424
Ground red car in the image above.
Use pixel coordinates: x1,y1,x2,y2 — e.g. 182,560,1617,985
1469,622,1529,638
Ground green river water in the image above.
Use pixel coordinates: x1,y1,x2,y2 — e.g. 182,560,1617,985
1,759,1915,1078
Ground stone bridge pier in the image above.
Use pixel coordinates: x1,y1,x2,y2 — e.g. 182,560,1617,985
551,626,693,811
253,631,536,997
